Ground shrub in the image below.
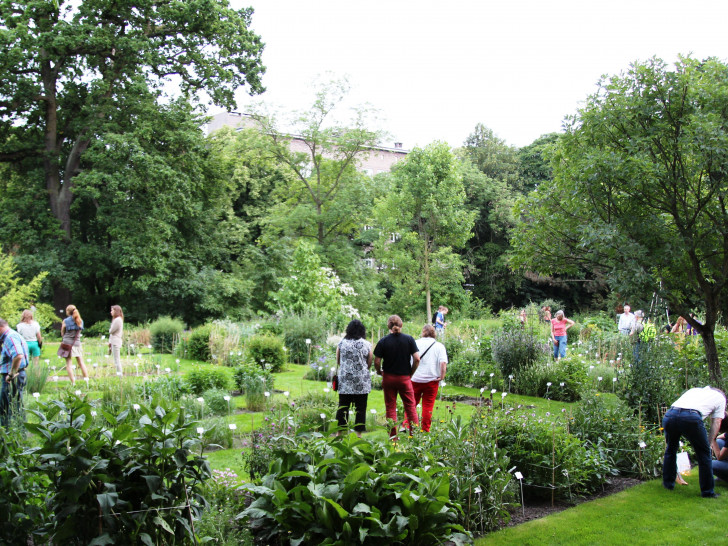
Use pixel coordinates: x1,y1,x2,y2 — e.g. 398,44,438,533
149,316,184,353
515,357,586,402
136,375,188,402
279,312,328,364
446,350,500,389
84,319,111,338
200,416,235,449
198,470,252,545
26,396,210,544
241,434,471,545
492,329,548,378
188,324,213,362
302,352,336,381
185,366,230,395
257,321,282,336
233,363,275,393
203,388,231,416
246,335,286,372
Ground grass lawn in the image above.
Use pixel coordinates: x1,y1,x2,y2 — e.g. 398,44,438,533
477,474,728,545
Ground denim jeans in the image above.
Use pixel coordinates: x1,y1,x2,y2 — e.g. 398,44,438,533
553,335,567,359
662,407,715,496
713,437,728,481
0,369,26,427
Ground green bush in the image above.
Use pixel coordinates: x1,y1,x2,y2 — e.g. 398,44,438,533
198,470,252,545
149,316,184,353
302,352,336,382
136,375,189,402
188,324,213,362
492,329,548,378
446,349,500,389
200,416,234,448
84,319,111,338
203,389,231,416
279,312,328,364
26,396,210,544
185,366,230,395
257,321,282,336
233,362,275,393
241,434,471,545
25,359,50,395
246,334,286,372
515,357,586,402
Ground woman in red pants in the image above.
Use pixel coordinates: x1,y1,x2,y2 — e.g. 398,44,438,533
408,324,447,432
374,315,420,439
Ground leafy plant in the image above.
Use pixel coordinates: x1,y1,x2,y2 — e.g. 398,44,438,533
491,329,548,378
245,334,286,372
185,366,230,395
149,316,184,353
233,362,274,411
136,374,189,403
25,358,50,395
279,312,328,364
26,396,211,545
203,388,231,416
188,324,213,362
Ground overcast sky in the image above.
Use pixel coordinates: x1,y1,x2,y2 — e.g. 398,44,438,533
221,0,728,149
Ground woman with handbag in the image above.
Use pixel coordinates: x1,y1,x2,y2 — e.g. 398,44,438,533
109,305,124,375
17,309,42,368
335,319,373,437
59,305,89,385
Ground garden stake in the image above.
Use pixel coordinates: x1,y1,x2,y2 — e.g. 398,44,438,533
551,423,556,508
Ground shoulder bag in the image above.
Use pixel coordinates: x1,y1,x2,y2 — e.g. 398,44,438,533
57,328,81,359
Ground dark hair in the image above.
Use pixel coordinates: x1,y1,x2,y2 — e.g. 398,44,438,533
344,319,366,340
421,324,436,338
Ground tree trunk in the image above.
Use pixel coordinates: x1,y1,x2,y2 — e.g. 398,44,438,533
424,242,431,323
701,328,723,386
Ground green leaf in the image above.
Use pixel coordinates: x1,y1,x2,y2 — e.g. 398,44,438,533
153,516,174,535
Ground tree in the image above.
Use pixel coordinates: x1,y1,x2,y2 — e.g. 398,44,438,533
0,0,265,310
0,252,55,327
510,56,728,384
373,142,475,320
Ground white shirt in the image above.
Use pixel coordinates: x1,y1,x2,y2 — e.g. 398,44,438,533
618,312,635,331
411,337,448,383
672,386,726,419
16,321,40,342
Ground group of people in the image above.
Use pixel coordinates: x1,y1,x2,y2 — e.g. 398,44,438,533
335,312,449,440
0,304,125,427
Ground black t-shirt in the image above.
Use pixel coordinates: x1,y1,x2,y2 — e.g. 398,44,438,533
373,333,419,375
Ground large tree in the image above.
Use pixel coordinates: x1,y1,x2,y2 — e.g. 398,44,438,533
0,0,264,311
373,142,475,320
510,56,728,384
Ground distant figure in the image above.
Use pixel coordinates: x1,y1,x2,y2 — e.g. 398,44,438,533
541,306,552,324
671,316,687,334
0,318,29,427
434,306,448,335
550,310,575,361
519,309,527,328
17,309,42,368
109,305,124,375
61,305,89,385
618,304,635,335
686,313,701,336
630,310,645,361
374,315,420,439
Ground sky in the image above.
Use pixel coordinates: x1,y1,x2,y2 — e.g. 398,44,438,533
220,0,728,149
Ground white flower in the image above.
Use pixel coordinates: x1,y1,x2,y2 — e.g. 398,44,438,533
589,365,595,370
598,376,603,381
229,424,237,431
165,367,171,373
546,382,552,387
196,397,204,404
197,427,204,435
501,392,507,398
32,392,40,399
133,404,140,411
305,339,311,345
370,409,377,414
491,389,497,394
264,391,270,397
638,441,647,449
472,371,477,376
490,372,495,378
75,390,81,396
147,344,152,349
283,391,290,397
224,395,231,401
320,413,326,419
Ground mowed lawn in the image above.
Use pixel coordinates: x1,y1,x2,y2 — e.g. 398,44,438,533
478,476,728,545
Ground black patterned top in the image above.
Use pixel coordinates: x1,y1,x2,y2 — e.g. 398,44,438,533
337,338,372,395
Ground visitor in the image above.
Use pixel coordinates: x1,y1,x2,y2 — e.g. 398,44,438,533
617,304,635,335
434,306,448,335
406,324,447,432
17,309,42,368
374,315,420,439
670,316,687,334
662,386,726,498
710,425,728,482
550,310,574,361
686,313,701,336
519,309,527,328
109,305,124,375
541,305,552,324
630,310,645,362
335,319,373,437
0,318,29,427
61,305,89,385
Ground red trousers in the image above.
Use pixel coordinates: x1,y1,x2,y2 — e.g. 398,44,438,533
411,380,440,432
382,372,419,438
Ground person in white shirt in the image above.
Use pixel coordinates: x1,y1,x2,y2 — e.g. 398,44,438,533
16,309,42,367
662,386,726,498
617,304,635,335
108,305,124,375
405,324,447,432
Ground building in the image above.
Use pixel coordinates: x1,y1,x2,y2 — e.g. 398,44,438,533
207,112,408,174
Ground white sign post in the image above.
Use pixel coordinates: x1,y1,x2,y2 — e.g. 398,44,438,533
514,471,525,517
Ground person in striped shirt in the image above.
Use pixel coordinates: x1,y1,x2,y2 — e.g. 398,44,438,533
0,318,29,427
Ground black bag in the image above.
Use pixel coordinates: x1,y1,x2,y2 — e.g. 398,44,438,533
432,312,438,325
332,375,338,391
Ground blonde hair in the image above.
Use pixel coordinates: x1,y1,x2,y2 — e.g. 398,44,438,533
387,315,403,334
66,305,82,327
21,309,33,323
111,305,124,319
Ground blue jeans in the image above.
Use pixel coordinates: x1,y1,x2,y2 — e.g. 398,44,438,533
662,407,714,496
0,369,26,427
553,335,567,359
713,437,728,482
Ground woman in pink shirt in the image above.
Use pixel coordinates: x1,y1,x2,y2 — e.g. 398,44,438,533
550,310,575,360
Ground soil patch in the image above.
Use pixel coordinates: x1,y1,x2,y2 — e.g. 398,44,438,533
506,476,642,527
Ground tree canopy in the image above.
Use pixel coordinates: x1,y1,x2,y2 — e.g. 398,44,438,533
510,56,728,383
